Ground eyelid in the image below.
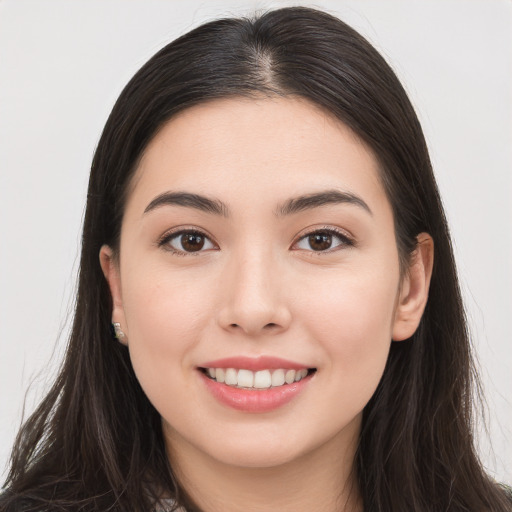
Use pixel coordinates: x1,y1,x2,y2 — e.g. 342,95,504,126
292,225,355,253
157,224,355,256
157,226,218,255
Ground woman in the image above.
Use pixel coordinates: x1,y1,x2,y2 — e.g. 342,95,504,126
1,6,510,512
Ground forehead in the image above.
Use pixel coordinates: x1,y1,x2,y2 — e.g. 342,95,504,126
126,96,387,216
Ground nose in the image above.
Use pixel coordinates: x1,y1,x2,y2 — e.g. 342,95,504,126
216,251,292,337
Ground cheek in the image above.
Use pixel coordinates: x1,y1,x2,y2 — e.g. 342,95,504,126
299,265,398,388
121,269,215,374
120,269,220,424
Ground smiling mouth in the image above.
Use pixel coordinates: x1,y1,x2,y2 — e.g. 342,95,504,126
199,367,317,390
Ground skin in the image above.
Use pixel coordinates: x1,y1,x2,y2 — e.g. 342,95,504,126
100,97,433,512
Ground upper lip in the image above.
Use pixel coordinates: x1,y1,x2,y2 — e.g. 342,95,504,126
199,356,312,371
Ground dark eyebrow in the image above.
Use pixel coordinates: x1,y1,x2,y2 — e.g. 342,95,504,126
275,189,372,217
143,189,372,217
144,192,229,217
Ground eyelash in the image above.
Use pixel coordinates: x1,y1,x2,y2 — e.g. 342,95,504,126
157,226,355,257
157,228,214,257
295,227,355,254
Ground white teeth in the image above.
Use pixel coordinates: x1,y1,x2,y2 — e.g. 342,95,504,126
237,369,254,388
205,367,311,389
225,368,238,385
254,370,272,389
285,369,296,384
271,369,285,387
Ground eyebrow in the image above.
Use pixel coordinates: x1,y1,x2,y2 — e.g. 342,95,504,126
144,192,229,216
276,189,372,217
143,189,372,217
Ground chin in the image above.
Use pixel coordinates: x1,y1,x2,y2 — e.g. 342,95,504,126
206,439,304,469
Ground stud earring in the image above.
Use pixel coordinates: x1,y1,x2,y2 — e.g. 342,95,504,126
112,322,126,340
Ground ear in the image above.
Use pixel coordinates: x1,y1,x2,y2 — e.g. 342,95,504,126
99,245,128,345
392,233,434,341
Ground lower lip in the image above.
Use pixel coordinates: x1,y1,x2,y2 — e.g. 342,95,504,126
200,371,313,413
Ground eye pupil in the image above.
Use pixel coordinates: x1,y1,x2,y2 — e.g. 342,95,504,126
309,233,332,251
181,233,205,252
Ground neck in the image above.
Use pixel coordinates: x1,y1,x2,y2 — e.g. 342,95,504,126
164,420,363,512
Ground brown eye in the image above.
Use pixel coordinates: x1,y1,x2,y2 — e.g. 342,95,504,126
308,233,333,251
294,228,353,253
181,233,205,252
162,230,215,254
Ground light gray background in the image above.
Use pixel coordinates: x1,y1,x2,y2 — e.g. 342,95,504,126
1,0,511,484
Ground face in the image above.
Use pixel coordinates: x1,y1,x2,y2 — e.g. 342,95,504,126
101,97,429,470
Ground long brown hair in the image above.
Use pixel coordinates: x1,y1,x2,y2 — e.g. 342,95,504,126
1,7,511,511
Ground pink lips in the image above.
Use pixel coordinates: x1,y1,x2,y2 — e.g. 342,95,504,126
200,356,309,371
198,356,314,413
